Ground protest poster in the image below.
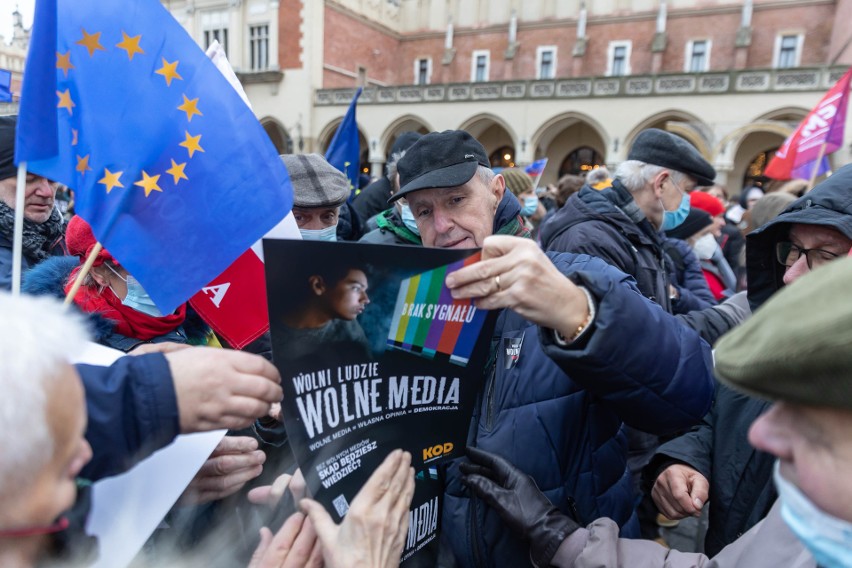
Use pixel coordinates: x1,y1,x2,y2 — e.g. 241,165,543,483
263,240,495,563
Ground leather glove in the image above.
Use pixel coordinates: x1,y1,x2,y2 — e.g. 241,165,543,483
460,447,579,567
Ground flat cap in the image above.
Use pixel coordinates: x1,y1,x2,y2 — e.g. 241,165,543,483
628,128,716,187
280,153,350,209
714,255,852,411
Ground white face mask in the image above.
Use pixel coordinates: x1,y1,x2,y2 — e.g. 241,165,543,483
692,233,718,260
773,461,852,568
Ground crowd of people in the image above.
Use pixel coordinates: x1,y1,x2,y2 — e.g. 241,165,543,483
1,110,851,568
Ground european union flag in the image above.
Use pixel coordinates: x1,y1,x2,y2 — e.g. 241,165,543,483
15,0,293,313
324,87,362,198
0,69,11,103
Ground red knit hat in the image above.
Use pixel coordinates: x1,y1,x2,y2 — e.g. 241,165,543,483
690,191,725,218
65,216,117,267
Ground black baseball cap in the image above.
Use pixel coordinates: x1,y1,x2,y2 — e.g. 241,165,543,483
390,130,490,203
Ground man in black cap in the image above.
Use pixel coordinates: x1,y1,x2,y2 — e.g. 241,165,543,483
538,129,717,536
392,129,714,567
0,115,66,289
540,128,716,314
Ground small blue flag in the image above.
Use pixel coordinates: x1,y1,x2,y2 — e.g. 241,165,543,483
324,87,362,199
0,69,12,102
15,0,293,313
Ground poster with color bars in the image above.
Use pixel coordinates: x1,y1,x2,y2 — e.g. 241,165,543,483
387,253,486,366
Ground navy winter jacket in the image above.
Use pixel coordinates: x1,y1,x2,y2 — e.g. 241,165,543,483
77,354,180,480
443,252,715,567
540,184,673,311
662,237,717,312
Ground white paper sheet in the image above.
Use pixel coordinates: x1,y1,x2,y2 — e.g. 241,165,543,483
72,342,226,567
85,430,226,568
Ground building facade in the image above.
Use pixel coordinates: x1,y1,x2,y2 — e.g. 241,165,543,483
4,1,852,194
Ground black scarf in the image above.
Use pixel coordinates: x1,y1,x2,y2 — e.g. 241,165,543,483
0,201,65,261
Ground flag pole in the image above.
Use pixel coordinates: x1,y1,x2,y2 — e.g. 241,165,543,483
64,242,103,306
807,142,828,190
11,162,28,295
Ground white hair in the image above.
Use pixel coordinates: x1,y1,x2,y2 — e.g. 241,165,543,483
0,293,89,498
477,165,495,187
614,160,689,192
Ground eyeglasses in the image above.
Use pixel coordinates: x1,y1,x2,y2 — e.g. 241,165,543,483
776,242,841,270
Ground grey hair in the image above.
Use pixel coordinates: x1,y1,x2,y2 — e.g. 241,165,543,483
586,166,611,186
615,160,688,192
0,293,89,502
477,165,495,187
386,150,405,183
387,150,406,194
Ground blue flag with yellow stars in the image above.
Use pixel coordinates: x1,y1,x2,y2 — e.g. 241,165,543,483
324,87,362,200
15,0,293,313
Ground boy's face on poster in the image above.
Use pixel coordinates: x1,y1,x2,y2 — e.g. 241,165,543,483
324,268,370,320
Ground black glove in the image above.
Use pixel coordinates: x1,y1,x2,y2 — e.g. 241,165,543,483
460,447,579,567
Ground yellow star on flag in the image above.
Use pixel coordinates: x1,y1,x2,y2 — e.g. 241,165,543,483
116,31,144,61
57,90,76,115
76,28,105,57
179,131,204,158
155,58,183,86
134,171,162,197
76,154,92,176
71,129,79,146
166,159,188,184
98,168,124,194
177,95,202,122
56,51,74,77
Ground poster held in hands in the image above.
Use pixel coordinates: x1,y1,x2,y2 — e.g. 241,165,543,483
263,241,494,564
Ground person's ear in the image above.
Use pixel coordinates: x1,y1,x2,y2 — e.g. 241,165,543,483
491,174,506,209
308,275,326,296
652,171,669,199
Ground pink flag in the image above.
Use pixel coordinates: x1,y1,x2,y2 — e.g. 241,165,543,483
765,68,852,180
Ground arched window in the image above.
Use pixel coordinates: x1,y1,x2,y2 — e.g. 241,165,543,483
559,146,604,177
489,146,516,169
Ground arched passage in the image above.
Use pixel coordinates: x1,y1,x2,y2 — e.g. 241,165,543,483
458,114,518,168
316,118,370,178
530,112,608,185
261,117,293,154
625,110,713,160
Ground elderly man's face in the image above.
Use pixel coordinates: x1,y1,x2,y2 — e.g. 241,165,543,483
10,363,92,530
782,224,852,286
292,206,339,230
749,402,852,522
405,173,504,249
0,174,58,224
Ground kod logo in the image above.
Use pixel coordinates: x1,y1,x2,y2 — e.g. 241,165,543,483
423,442,454,461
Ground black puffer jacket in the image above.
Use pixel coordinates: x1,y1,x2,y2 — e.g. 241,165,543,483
647,163,852,555
541,182,673,311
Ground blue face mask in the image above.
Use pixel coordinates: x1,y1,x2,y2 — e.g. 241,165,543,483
520,196,539,217
299,225,338,242
400,204,420,235
661,192,690,231
774,461,852,568
106,265,163,317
